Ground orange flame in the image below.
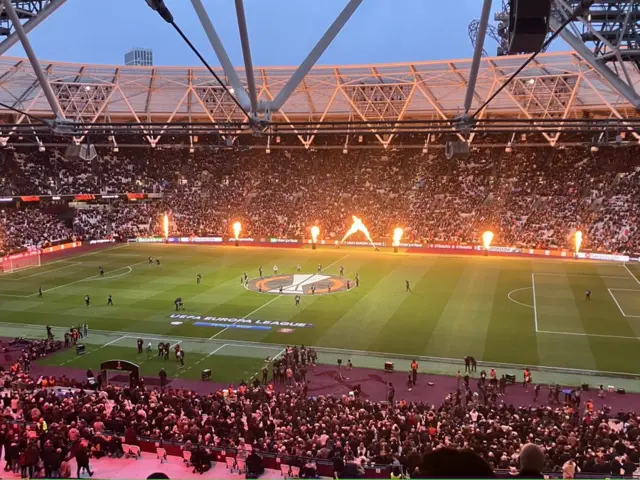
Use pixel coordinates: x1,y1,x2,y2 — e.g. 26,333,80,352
392,227,403,247
341,216,375,247
482,230,494,250
574,230,583,253
163,214,169,239
233,221,241,240
311,226,320,243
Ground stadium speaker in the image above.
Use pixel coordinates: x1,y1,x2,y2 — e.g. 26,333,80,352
201,369,211,381
581,383,589,391
76,344,85,356
617,388,626,394
384,361,394,372
65,143,97,161
507,0,552,54
445,141,469,160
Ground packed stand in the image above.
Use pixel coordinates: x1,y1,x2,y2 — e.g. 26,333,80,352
0,209,73,255
0,146,639,254
0,340,640,478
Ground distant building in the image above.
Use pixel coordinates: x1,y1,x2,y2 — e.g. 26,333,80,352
124,48,153,67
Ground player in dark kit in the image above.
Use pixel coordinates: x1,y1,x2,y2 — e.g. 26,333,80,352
107,295,113,306
279,285,283,294
585,289,591,300
339,266,344,276
311,285,316,295
38,287,42,298
258,267,263,278
197,273,201,284
99,266,104,277
156,259,160,266
174,297,183,311
85,295,90,306
355,273,360,287
406,280,411,292
137,338,143,354
148,256,153,264
295,295,300,307
346,280,351,290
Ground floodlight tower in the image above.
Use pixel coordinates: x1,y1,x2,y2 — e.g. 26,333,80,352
468,20,507,56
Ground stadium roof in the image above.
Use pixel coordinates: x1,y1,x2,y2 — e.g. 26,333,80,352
0,51,638,147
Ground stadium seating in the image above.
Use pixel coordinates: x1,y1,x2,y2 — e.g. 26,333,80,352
1,337,640,478
0,146,638,256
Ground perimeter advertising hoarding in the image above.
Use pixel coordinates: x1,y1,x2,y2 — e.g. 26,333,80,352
136,237,164,243
270,238,300,244
89,239,115,245
576,252,630,262
128,236,635,263
2,241,82,262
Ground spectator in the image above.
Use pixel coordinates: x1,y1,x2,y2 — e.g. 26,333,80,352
518,444,545,478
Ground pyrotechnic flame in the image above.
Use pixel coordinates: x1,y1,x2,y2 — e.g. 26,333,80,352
341,216,375,247
233,221,242,240
574,230,583,253
482,230,494,250
311,226,320,243
392,227,403,247
163,214,169,239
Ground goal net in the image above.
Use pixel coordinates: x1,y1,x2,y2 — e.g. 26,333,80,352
1,251,41,274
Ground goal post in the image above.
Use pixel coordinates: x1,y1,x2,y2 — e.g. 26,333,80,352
1,250,41,274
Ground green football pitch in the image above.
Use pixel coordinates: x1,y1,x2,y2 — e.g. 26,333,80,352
1,244,640,382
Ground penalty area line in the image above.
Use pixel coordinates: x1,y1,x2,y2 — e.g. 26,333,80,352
624,263,640,286
507,287,534,309
59,335,127,366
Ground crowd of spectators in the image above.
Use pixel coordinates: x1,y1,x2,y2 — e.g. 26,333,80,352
0,146,638,255
1,336,640,478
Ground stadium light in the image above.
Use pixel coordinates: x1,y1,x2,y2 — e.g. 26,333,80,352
113,147,119,153
590,145,599,153
342,148,348,154
145,0,174,23
38,145,45,152
189,147,195,154
505,143,512,153
265,148,270,154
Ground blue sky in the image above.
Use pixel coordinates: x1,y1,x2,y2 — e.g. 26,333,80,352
6,0,568,66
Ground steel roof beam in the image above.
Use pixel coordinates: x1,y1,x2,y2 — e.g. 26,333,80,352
234,0,258,116
550,2,640,108
270,0,363,112
0,59,22,84
2,0,62,119
0,0,66,56
464,0,492,114
190,0,251,112
144,68,157,115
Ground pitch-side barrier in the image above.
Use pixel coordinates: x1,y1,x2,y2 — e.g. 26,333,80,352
126,236,639,263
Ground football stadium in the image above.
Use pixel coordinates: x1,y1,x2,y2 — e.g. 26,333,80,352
0,0,640,478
